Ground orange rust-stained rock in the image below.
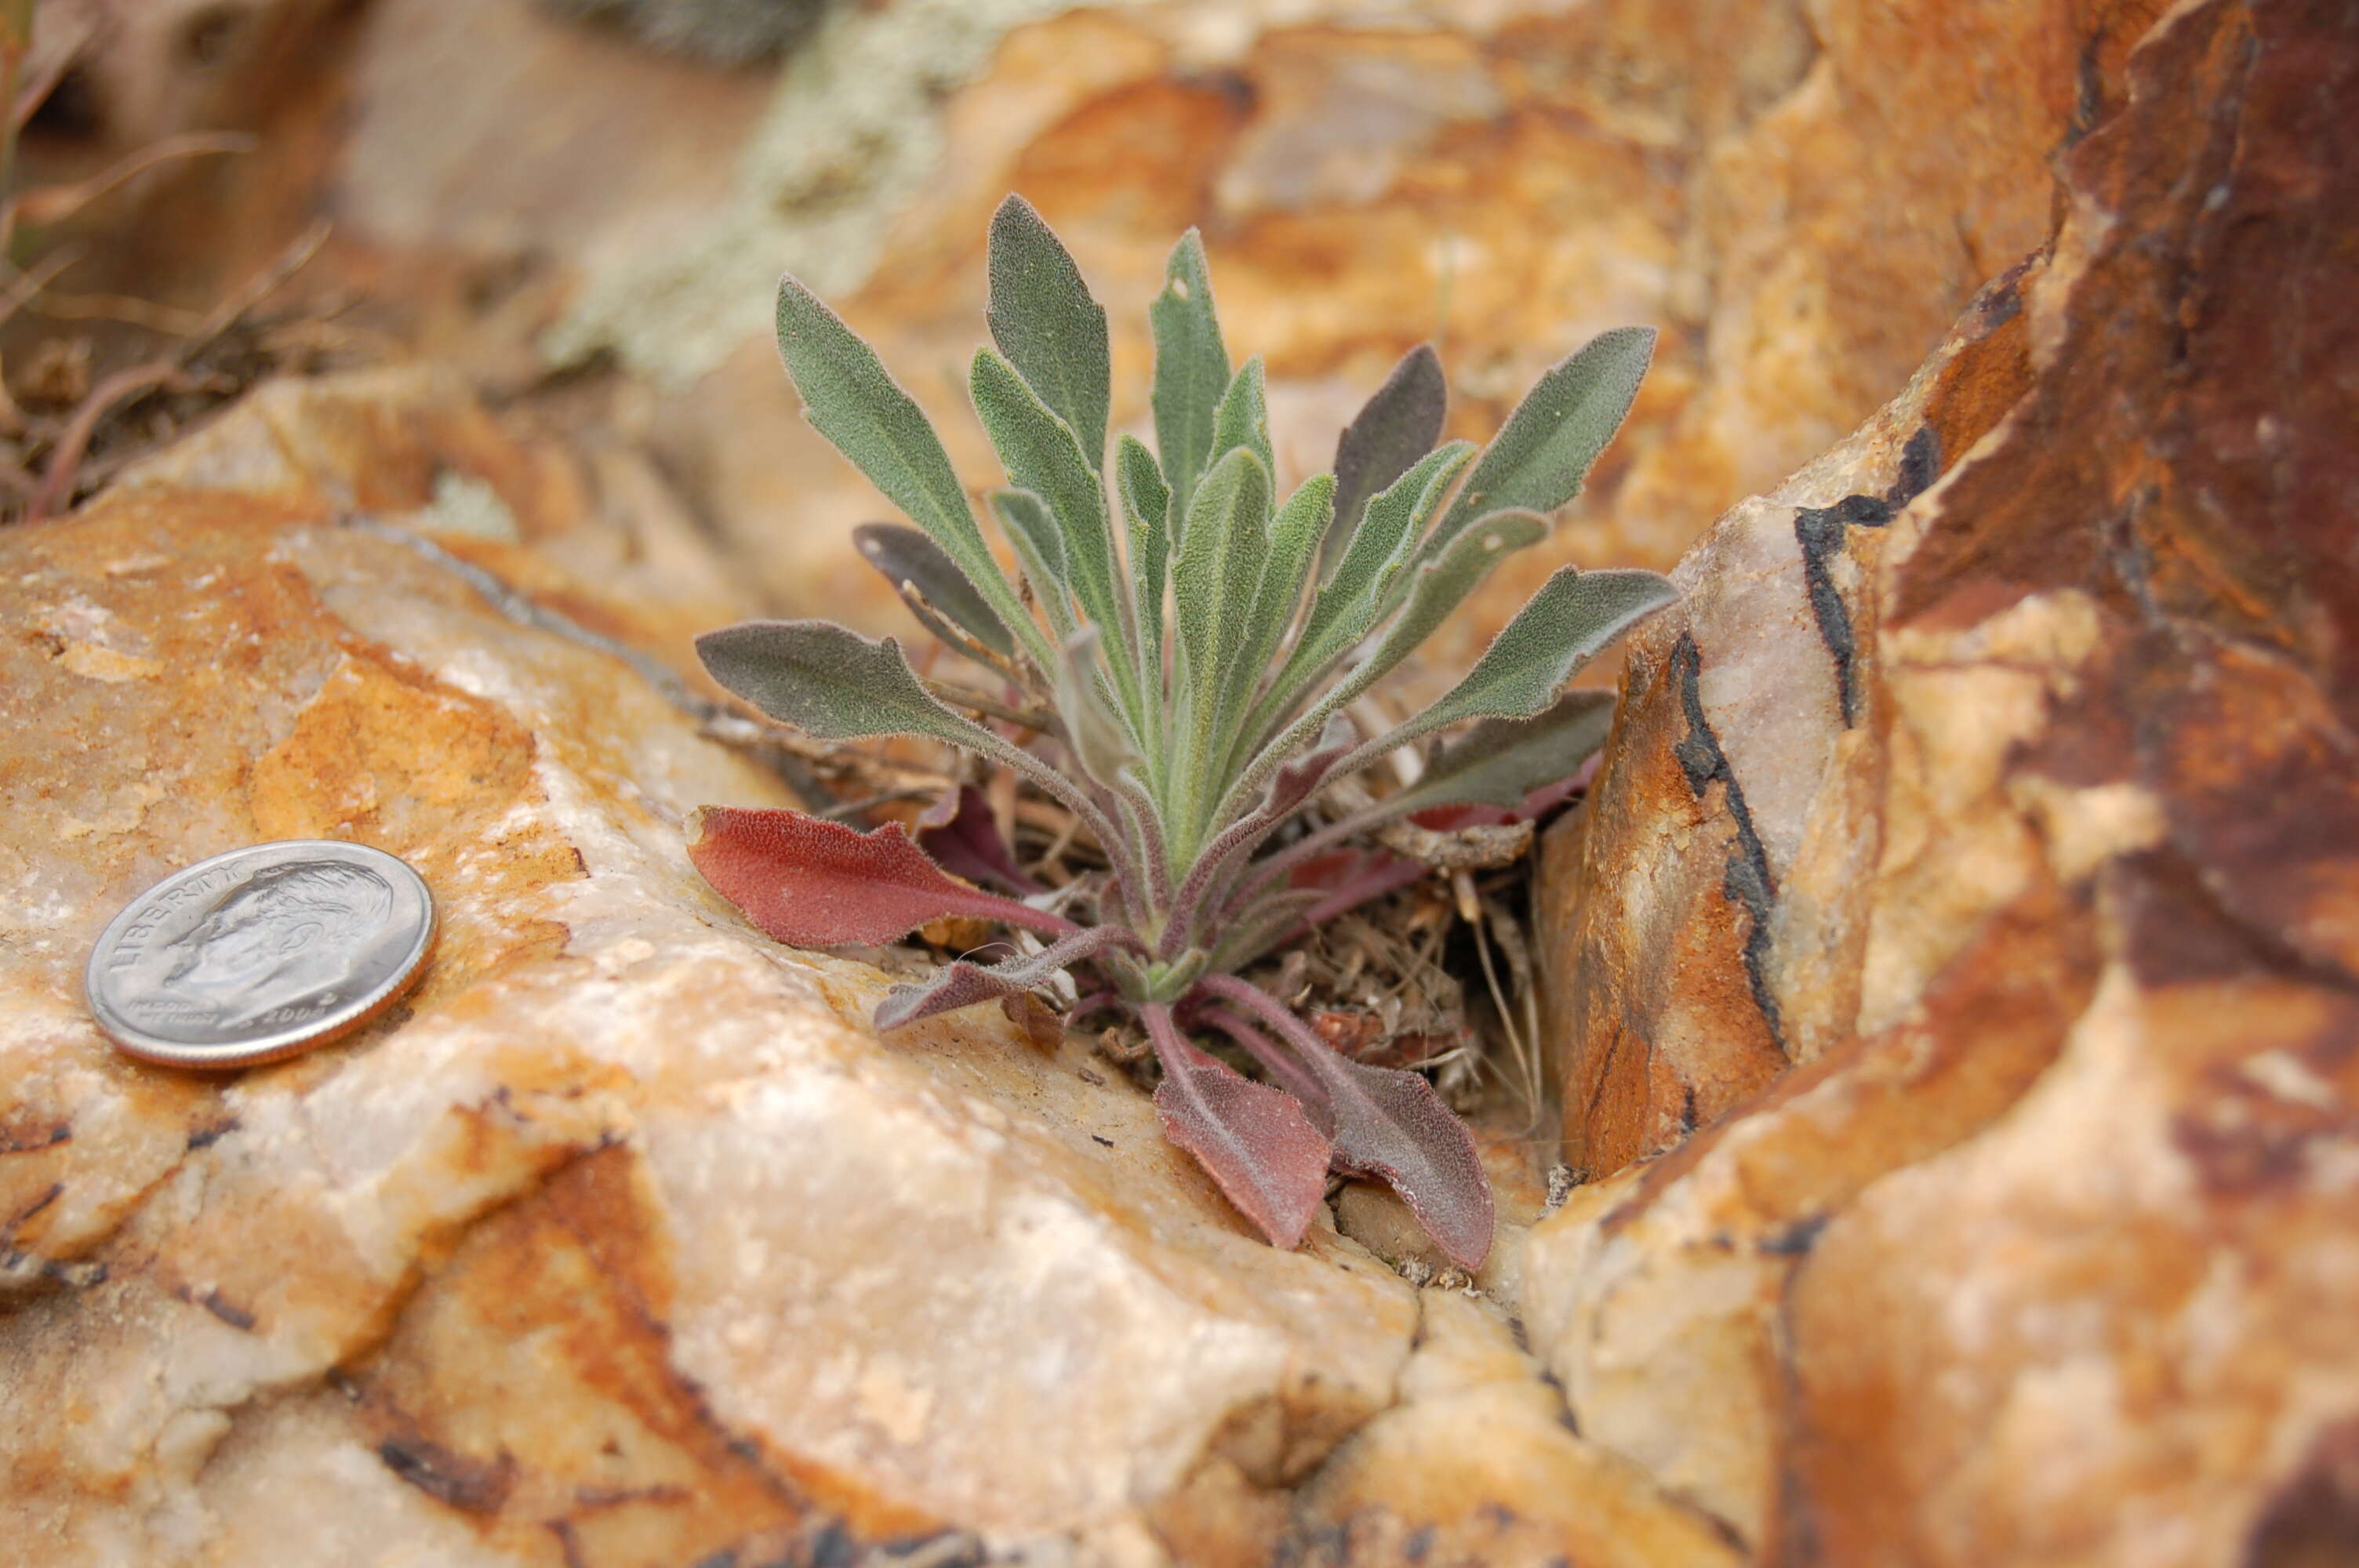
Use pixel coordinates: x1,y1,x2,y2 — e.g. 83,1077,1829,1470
115,364,761,674
1527,879,2104,1543
1528,1,2359,1561
334,1145,846,1564
0,441,1427,1563
1539,257,2040,1180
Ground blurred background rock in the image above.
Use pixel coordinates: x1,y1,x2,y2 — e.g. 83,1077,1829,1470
2,0,2125,650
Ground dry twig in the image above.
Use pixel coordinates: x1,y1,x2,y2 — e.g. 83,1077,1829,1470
16,220,333,517
26,361,194,517
2,131,254,230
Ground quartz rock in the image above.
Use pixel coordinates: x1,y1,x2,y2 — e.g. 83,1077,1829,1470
114,363,759,670
0,477,1421,1563
1537,261,2037,1183
1284,1290,1744,1568
1526,1,2359,1559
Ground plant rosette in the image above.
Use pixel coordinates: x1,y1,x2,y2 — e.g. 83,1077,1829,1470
689,195,1675,1269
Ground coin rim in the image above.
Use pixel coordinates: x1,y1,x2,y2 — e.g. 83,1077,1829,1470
84,840,436,1071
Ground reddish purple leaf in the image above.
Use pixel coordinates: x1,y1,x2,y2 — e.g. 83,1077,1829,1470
1142,1004,1332,1250
1287,848,1430,931
1197,974,1494,1270
688,806,1078,948
874,925,1139,1032
1408,803,1518,830
1409,764,1590,832
1196,1004,1334,1134
916,785,1041,895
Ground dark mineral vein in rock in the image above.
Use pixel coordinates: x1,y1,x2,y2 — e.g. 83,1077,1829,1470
1794,493,1895,728
1670,632,1788,1056
376,1432,517,1515
1794,428,1939,728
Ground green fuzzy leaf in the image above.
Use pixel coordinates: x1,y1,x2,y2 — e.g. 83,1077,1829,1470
1265,441,1475,724
988,488,1078,642
970,347,1130,674
1169,445,1273,839
1338,566,1676,773
698,619,1123,848
1056,627,1143,790
1357,509,1554,702
1116,434,1171,662
1430,327,1656,554
700,619,1002,749
1215,508,1549,831
852,522,1014,659
985,194,1110,462
1149,231,1229,529
774,275,1046,668
1209,356,1274,481
1247,473,1332,666
1364,691,1617,818
1324,344,1446,581
1170,445,1273,710
1215,473,1332,779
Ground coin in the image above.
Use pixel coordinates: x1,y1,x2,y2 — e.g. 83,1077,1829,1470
85,841,435,1069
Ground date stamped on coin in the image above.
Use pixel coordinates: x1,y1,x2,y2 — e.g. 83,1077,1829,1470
85,841,435,1069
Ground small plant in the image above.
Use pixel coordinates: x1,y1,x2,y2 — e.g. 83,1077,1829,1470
689,196,1674,1267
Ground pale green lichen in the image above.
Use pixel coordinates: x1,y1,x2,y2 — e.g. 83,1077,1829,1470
543,0,1150,387
540,0,837,65
409,471,522,544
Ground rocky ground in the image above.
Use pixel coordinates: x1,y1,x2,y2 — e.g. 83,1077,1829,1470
2,0,2354,1564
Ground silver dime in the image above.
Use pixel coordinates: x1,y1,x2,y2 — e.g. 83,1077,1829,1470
85,841,435,1069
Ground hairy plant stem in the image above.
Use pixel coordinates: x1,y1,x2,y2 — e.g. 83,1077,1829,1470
1194,973,1358,1104
1107,768,1172,922
1191,1003,1332,1122
1155,808,1266,959
1216,796,1405,921
1137,1001,1216,1089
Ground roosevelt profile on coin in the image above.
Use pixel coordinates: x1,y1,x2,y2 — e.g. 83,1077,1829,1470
86,840,436,1069
155,859,397,1031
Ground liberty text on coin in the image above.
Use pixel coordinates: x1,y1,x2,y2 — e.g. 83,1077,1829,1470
85,840,435,1069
